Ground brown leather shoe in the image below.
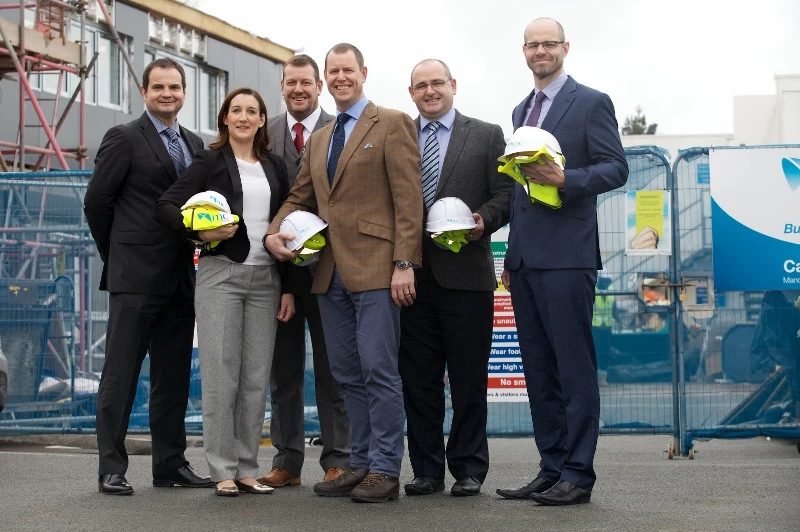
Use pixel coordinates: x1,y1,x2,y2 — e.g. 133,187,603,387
256,467,300,487
350,472,400,503
313,467,368,497
323,467,345,482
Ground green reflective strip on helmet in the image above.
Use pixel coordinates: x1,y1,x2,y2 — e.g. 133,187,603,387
303,232,326,251
431,229,470,253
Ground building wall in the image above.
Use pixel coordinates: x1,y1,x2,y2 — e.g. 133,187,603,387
0,2,285,169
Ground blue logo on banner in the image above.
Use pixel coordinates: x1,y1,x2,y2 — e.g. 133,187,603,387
783,158,800,191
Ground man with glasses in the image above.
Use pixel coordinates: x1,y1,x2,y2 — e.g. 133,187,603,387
259,54,351,490
400,59,511,497
497,18,628,505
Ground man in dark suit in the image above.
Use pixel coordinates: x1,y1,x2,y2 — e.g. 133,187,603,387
84,58,213,495
496,18,628,505
400,59,512,498
259,54,351,489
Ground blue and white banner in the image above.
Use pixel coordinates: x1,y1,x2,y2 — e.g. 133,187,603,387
710,147,800,291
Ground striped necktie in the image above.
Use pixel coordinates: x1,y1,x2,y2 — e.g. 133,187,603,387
421,121,441,209
162,128,187,176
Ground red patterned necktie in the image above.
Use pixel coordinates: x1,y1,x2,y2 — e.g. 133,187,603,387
292,122,305,153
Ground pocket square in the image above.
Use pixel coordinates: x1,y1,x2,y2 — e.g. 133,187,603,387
363,143,374,149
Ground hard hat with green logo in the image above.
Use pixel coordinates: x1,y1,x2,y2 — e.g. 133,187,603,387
425,197,476,253
497,126,566,209
181,204,240,250
280,211,328,267
181,190,231,214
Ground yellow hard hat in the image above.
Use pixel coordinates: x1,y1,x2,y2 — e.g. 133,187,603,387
181,205,239,250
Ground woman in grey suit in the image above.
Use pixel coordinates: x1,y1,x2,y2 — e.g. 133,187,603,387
154,87,294,496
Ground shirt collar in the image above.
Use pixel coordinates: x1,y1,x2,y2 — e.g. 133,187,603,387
336,96,369,122
536,71,569,101
420,107,456,131
146,110,182,136
287,106,323,133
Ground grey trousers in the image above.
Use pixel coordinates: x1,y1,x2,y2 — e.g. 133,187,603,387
196,255,281,482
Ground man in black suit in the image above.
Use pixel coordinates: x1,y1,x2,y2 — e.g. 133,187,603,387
259,54,351,488
399,59,512,497
84,58,213,495
497,18,628,505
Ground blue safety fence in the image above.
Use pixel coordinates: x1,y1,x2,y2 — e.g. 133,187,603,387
672,146,800,456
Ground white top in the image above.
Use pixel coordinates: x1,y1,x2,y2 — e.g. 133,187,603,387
286,106,322,146
236,158,274,266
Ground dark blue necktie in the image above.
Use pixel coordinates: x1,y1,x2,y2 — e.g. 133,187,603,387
327,113,351,185
162,128,187,176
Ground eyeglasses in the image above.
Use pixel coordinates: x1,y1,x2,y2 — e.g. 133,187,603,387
411,79,451,93
523,41,564,51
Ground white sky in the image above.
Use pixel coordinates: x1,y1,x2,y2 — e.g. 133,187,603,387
196,0,800,138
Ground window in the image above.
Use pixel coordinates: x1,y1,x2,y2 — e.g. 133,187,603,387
147,49,226,133
179,64,196,130
97,35,121,107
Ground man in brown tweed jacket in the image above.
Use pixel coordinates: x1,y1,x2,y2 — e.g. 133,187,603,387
265,43,422,503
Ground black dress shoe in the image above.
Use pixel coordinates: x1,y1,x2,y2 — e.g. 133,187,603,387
530,480,591,506
450,476,481,496
404,476,445,495
153,463,214,488
98,474,134,495
496,476,556,499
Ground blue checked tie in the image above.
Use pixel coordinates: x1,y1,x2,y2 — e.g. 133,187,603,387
421,121,441,209
162,128,187,176
327,113,351,185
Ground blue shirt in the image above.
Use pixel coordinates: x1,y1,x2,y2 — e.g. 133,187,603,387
524,71,569,127
328,96,369,161
419,107,456,186
146,110,193,166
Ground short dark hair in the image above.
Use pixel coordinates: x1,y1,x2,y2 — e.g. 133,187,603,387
324,43,364,72
209,87,271,160
142,57,186,91
284,54,321,82
410,58,453,86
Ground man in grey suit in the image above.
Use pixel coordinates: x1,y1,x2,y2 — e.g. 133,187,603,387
258,54,351,488
399,59,513,497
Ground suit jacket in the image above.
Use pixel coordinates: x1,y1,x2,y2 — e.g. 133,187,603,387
84,112,203,296
504,76,628,271
267,101,423,294
267,109,334,183
153,144,290,264
416,111,512,291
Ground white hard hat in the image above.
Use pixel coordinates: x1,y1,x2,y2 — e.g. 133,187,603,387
181,190,231,214
499,126,563,165
425,197,477,233
280,211,328,251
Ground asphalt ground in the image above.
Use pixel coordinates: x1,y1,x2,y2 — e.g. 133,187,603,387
0,434,798,531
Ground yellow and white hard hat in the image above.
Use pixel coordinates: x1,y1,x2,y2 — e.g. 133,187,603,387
280,211,328,252
498,126,564,170
181,205,239,232
181,190,231,214
425,197,477,234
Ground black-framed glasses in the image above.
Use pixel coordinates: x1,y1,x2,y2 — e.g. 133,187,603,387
523,41,564,51
412,79,451,93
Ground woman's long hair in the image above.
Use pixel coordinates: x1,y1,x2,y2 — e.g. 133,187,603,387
209,87,271,160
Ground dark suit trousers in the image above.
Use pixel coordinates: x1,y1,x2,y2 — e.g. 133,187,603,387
399,271,492,483
96,291,194,475
509,265,599,490
270,283,351,477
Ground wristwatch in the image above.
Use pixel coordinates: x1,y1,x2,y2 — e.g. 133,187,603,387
394,260,413,271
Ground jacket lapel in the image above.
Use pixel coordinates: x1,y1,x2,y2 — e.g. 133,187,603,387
330,101,376,190
437,111,469,196
139,113,178,181
541,76,577,132
222,144,244,214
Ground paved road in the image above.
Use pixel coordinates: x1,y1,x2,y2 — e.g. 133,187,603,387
1,435,798,531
